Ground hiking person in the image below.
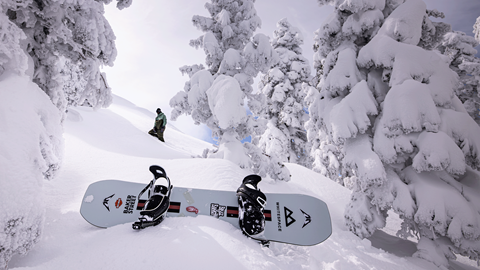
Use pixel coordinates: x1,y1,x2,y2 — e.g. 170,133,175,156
148,108,167,142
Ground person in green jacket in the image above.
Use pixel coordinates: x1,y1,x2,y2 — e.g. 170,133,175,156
148,108,167,142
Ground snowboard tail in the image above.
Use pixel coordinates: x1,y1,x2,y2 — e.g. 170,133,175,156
80,180,332,246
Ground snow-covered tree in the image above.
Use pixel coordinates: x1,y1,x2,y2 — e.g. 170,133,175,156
6,0,128,115
307,0,386,183
311,0,480,267
0,0,129,266
171,0,262,128
257,18,311,168
170,0,289,181
189,0,261,74
474,16,480,43
0,6,63,267
437,31,480,125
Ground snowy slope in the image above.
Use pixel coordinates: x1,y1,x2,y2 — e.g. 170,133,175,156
7,96,478,270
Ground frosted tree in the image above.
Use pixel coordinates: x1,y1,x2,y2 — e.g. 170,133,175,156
312,0,480,267
257,18,311,168
474,16,480,43
306,0,386,183
0,0,129,266
437,31,480,125
171,0,262,126
0,6,63,267
6,0,129,116
189,0,261,74
435,19,480,126
170,0,289,181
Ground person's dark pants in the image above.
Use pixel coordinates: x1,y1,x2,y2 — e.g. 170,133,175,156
149,127,165,142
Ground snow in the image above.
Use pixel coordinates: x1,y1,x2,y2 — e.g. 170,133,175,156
337,0,385,14
322,44,362,94
187,69,214,106
475,16,480,43
381,80,441,136
0,71,63,268
83,195,94,203
439,109,480,169
328,80,378,143
405,168,480,248
358,35,458,109
342,8,384,36
344,134,386,189
5,95,479,270
376,0,425,45
206,75,247,130
412,131,466,175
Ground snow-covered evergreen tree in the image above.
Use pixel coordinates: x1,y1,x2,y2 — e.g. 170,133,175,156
437,31,480,125
170,0,289,181
171,0,262,129
257,18,311,167
311,0,480,267
0,5,63,267
307,0,386,183
6,0,128,115
474,16,480,43
189,0,261,74
0,0,129,266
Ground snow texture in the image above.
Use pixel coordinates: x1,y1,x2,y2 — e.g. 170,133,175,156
6,96,479,269
206,75,247,130
327,80,378,143
0,72,63,268
83,195,94,203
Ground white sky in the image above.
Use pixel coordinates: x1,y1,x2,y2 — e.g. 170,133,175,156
102,0,480,143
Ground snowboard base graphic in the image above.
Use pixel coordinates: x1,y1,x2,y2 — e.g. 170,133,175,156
80,180,332,246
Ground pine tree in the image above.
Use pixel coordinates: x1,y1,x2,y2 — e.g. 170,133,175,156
312,0,480,267
0,3,63,267
170,0,289,181
307,0,386,183
189,0,261,74
6,0,128,115
474,16,480,43
0,0,128,266
437,31,480,125
257,18,311,167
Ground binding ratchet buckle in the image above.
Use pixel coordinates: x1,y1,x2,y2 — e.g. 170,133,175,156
257,196,267,208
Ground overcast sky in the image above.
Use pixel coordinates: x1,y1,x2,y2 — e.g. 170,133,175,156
103,0,480,143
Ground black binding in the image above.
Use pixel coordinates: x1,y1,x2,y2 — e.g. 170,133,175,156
132,165,173,230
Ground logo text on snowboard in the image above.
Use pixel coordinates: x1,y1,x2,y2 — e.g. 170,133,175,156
115,198,123,209
276,202,282,231
301,209,311,228
103,194,115,212
210,203,226,218
123,195,136,214
186,206,199,214
284,207,296,227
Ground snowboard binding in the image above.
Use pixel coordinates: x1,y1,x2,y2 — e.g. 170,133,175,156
237,174,269,246
132,165,172,230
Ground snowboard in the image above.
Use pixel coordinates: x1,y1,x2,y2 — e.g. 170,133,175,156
80,180,332,246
